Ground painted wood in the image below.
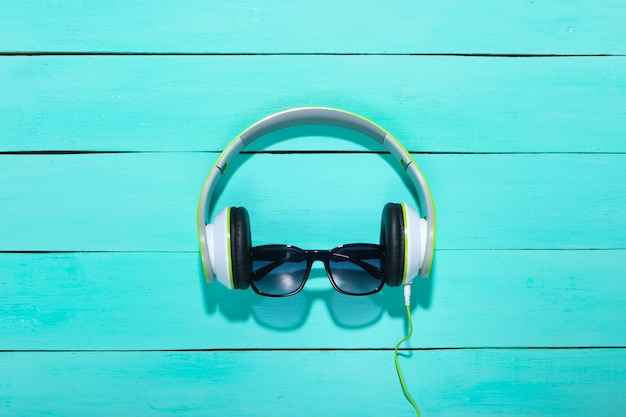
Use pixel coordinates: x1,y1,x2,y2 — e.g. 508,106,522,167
2,56,625,153
2,349,625,417
2,250,625,350
1,153,624,251
2,1,625,54
2,1,626,415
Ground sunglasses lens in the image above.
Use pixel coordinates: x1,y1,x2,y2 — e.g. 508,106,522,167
250,246,308,296
328,245,384,295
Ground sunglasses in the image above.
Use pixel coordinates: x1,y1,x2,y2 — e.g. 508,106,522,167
249,244,385,297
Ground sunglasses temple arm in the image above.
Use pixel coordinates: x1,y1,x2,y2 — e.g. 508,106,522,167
354,259,384,279
250,260,285,281
332,256,383,279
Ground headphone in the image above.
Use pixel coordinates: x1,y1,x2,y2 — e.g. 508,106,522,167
197,107,436,291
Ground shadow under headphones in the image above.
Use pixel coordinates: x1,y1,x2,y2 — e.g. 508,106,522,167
197,107,436,294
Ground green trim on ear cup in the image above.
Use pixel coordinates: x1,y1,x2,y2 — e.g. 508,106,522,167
380,202,406,287
226,207,234,290
228,207,253,290
197,164,218,283
422,208,436,278
401,202,409,284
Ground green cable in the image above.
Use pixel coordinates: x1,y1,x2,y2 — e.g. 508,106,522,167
394,305,421,417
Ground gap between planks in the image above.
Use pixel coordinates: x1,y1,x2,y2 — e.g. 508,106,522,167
1,52,624,57
2,346,625,353
2,150,626,155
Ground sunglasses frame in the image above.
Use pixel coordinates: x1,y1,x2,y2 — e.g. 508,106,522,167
249,243,386,297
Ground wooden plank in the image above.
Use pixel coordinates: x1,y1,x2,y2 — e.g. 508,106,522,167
2,250,625,350
2,1,625,54
1,153,624,252
1,56,625,153
1,349,625,416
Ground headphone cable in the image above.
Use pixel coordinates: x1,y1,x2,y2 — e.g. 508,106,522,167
394,285,421,416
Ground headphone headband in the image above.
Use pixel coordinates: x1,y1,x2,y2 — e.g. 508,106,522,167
239,107,388,145
197,107,436,282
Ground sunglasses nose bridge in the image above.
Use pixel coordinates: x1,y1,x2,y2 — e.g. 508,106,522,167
303,250,334,287
303,249,332,262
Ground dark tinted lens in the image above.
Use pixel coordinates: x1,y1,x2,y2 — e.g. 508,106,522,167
250,246,308,296
328,244,384,295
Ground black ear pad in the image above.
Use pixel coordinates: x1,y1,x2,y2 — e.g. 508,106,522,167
380,203,406,287
230,207,252,290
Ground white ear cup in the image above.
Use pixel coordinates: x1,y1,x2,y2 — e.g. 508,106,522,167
401,203,427,284
206,207,234,289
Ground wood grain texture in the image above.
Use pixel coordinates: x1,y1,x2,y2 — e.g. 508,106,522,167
2,0,625,54
2,350,625,417
1,250,625,350
2,56,625,153
2,1,626,415
1,153,624,251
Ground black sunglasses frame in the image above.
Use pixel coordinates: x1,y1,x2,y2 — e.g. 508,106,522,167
249,243,386,297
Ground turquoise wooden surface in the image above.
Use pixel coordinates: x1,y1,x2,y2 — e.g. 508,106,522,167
2,1,625,416
2,0,625,54
2,350,626,417
2,153,626,251
2,56,625,153
2,250,625,350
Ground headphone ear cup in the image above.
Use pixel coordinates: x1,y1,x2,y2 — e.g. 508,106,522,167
380,203,405,287
230,207,252,290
